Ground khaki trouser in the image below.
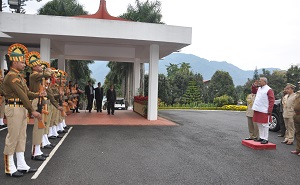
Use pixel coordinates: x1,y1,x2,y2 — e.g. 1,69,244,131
32,99,44,145
247,117,259,139
59,110,63,124
0,96,5,118
284,117,295,142
44,103,53,135
50,107,59,127
3,106,28,155
293,115,300,152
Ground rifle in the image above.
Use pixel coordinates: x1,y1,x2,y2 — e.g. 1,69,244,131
37,77,48,129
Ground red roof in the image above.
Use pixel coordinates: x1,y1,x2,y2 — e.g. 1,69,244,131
75,0,128,21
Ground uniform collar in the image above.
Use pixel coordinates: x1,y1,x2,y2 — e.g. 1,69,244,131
10,67,20,74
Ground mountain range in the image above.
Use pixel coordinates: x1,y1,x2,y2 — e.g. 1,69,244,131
89,53,281,86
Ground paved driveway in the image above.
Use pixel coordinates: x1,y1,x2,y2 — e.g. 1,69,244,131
0,110,299,185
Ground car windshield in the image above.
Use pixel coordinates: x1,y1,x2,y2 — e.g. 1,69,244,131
116,99,124,104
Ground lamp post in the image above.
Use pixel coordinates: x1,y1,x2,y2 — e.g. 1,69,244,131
8,0,21,13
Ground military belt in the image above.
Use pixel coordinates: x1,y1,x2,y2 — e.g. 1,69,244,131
5,98,23,107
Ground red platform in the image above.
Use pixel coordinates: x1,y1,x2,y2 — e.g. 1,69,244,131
242,140,276,150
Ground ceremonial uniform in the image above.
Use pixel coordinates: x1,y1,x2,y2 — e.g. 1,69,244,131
245,93,258,140
41,61,60,149
282,93,296,144
0,71,6,127
292,88,300,156
48,77,62,138
3,43,39,177
27,52,51,161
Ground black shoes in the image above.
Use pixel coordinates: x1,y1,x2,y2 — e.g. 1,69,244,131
31,155,46,161
261,140,268,144
18,168,37,173
41,153,49,158
6,171,23,177
245,137,253,140
254,138,263,142
57,130,68,134
42,144,52,149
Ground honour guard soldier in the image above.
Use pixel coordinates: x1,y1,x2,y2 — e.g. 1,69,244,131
40,61,62,148
48,69,63,139
26,51,52,161
0,69,6,128
291,82,300,156
3,43,42,177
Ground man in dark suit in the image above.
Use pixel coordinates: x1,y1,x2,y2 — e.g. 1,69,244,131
106,84,116,115
85,80,94,113
94,82,104,112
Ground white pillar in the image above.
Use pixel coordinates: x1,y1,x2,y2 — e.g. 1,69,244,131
40,38,51,62
133,59,141,96
147,44,159,121
57,55,65,71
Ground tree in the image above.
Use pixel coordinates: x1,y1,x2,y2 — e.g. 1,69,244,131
157,74,172,105
207,70,237,103
38,0,92,89
268,70,286,97
165,62,194,104
38,0,87,15
182,80,202,105
120,0,163,24
286,65,300,91
253,66,259,80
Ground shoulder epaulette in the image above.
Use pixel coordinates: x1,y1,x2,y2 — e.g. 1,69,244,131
12,78,21,83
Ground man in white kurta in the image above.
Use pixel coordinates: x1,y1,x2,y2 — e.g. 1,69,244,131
252,77,275,144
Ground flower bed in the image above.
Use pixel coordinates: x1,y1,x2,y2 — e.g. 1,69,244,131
158,104,247,111
133,96,148,117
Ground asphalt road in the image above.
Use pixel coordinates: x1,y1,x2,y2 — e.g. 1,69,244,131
0,110,299,185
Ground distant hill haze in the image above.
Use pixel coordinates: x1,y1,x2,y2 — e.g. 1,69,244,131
89,53,280,86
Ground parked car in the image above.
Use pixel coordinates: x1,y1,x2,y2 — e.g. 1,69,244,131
269,99,283,132
102,98,128,110
115,98,128,110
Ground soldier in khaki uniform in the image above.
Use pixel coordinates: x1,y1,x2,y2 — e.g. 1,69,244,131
40,61,62,149
281,83,296,145
0,70,6,128
291,82,300,156
245,83,259,140
48,70,61,139
3,43,42,177
26,51,52,161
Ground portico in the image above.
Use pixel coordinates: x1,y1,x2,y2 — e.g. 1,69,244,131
0,0,191,120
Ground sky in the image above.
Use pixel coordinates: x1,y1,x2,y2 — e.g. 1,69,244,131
2,0,300,71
